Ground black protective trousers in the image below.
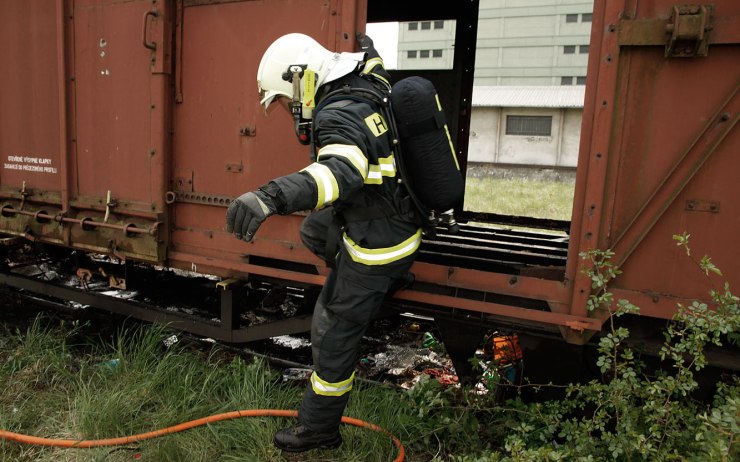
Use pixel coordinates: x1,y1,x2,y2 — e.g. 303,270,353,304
297,208,415,432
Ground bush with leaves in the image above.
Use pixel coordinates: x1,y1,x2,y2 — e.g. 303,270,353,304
409,234,738,461
401,373,486,457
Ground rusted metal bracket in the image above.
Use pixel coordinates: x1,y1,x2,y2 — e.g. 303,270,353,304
685,199,720,213
77,264,127,291
173,170,194,192
164,190,233,207
617,4,740,57
225,163,243,173
104,190,118,223
19,181,31,211
99,266,126,289
239,125,256,137
108,240,127,262
76,268,93,289
665,5,712,57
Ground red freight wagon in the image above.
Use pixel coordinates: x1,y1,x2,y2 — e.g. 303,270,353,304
0,0,738,375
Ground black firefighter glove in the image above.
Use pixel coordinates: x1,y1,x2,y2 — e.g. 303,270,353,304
225,190,277,242
356,32,374,52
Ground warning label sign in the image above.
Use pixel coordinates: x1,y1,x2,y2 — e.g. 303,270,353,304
4,155,58,174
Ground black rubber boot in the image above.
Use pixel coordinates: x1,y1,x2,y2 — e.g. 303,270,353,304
273,424,342,452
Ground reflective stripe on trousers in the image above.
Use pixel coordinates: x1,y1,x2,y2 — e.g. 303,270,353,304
297,215,416,432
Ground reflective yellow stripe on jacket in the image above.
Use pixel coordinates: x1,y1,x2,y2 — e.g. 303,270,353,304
362,58,390,87
311,371,354,397
301,163,339,209
343,228,422,266
365,154,396,185
303,144,370,209
317,144,368,180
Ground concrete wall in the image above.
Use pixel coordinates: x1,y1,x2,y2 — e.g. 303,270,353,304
468,106,582,168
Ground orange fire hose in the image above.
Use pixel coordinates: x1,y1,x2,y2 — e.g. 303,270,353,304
0,409,405,461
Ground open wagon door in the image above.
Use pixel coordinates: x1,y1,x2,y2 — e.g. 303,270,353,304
566,0,740,340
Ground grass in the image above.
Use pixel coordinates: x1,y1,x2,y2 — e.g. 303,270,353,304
0,314,428,462
0,301,736,461
463,175,575,221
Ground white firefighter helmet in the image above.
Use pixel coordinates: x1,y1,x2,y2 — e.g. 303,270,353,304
257,33,365,111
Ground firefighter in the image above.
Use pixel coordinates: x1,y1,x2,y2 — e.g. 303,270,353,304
226,33,420,452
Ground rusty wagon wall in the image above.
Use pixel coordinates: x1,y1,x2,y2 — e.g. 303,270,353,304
0,0,171,261
0,0,738,345
565,0,739,339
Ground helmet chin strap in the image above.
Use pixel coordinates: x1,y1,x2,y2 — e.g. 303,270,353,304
285,65,312,146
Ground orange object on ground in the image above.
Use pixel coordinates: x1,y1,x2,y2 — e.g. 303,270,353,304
0,409,405,462
491,335,523,366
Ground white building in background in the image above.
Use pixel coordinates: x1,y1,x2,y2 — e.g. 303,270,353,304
381,0,594,170
468,86,584,168
394,0,594,86
395,19,457,71
474,0,593,86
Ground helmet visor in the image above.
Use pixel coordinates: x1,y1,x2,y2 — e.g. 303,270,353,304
259,85,292,110
259,89,283,109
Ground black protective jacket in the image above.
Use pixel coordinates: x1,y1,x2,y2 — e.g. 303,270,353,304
269,56,421,266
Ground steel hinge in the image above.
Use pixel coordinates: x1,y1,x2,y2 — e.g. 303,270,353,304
665,4,713,57
616,4,732,57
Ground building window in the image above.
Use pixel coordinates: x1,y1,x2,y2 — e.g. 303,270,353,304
561,76,573,85
563,45,576,54
408,22,418,31
420,50,430,58
506,115,553,136
579,45,590,54
582,13,593,22
565,14,578,23
407,50,417,59
576,76,587,85
432,49,443,58
421,21,431,30
434,20,444,29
